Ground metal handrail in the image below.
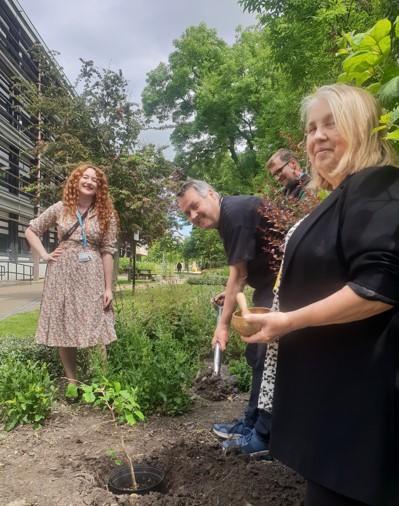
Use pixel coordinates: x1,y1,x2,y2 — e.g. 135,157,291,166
0,261,33,281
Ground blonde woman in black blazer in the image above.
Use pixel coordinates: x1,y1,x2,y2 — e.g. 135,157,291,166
243,84,399,506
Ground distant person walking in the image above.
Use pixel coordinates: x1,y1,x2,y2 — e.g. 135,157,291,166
176,262,182,273
25,163,118,386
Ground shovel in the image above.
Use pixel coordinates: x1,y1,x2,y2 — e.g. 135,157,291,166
212,298,224,376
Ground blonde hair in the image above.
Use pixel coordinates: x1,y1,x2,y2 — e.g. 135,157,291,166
301,84,397,190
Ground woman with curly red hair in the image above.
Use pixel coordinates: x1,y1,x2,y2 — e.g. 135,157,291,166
25,163,118,385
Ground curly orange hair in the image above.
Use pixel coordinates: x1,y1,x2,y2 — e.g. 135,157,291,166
62,163,117,234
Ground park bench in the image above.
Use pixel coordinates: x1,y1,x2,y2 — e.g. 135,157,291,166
136,268,154,280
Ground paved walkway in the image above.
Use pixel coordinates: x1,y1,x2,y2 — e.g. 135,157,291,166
0,280,44,320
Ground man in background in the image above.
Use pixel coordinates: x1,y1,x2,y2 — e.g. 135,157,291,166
266,148,309,199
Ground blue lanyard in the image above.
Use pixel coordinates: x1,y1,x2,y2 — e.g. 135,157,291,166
76,210,88,248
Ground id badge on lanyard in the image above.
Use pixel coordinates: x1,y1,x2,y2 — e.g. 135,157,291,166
77,210,92,263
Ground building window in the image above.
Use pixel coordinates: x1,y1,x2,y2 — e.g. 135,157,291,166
18,222,29,255
0,218,8,254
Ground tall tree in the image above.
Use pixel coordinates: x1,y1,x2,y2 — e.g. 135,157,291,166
109,146,177,246
182,227,225,267
18,52,175,243
239,0,392,91
143,25,296,193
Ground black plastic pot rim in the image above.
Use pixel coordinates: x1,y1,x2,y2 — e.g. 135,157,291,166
108,463,164,495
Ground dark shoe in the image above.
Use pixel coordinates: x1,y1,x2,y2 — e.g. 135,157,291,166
212,418,252,440
222,428,272,458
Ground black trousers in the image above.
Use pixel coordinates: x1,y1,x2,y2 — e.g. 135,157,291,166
305,482,370,506
243,287,273,439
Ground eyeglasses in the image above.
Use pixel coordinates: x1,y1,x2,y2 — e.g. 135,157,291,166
271,159,291,177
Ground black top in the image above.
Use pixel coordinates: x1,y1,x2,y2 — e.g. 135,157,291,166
284,173,310,199
218,195,274,291
271,166,399,505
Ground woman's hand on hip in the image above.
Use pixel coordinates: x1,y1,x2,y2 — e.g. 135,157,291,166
103,288,113,309
44,247,64,263
240,311,293,344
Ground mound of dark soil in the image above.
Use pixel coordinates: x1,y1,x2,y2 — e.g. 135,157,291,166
0,393,305,506
138,439,305,505
92,438,305,506
192,364,239,401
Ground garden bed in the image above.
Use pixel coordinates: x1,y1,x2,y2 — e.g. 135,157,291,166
0,392,305,506
0,285,305,505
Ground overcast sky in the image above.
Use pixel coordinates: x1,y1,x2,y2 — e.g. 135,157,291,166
20,0,256,157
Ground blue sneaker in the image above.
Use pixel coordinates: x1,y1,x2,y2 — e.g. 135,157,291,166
222,428,271,458
212,418,252,440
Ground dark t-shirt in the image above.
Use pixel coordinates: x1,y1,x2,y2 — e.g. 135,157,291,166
218,195,274,291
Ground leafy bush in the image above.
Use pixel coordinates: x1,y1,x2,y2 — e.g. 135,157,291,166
66,379,144,426
118,256,131,274
338,18,399,143
107,320,197,415
0,355,57,431
101,285,225,415
0,336,92,381
0,337,62,378
115,285,219,359
228,357,251,392
0,284,239,425
187,274,227,285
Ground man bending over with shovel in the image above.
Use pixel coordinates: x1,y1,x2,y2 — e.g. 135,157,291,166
177,179,276,457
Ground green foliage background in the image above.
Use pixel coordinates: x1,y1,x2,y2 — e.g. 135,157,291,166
0,284,251,429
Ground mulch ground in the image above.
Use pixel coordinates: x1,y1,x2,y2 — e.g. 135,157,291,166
0,366,305,506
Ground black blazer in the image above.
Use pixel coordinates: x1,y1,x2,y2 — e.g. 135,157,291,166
271,166,399,505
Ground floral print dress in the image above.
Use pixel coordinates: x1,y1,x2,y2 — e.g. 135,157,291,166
29,201,118,348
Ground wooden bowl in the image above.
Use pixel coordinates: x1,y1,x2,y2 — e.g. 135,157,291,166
231,307,270,337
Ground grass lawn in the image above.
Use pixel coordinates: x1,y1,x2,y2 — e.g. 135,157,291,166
0,283,226,340
0,310,39,338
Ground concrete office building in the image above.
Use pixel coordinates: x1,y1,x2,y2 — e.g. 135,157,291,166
0,0,70,280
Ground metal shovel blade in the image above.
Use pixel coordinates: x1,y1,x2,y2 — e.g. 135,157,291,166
213,342,222,376
212,303,223,376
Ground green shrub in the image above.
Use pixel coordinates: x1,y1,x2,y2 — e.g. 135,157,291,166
110,285,246,416
187,274,227,285
0,355,57,431
0,284,233,425
66,379,144,426
115,284,220,361
228,357,251,392
118,256,131,274
107,320,196,415
0,337,62,378
338,18,399,144
0,336,93,381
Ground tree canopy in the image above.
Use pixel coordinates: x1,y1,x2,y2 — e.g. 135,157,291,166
18,53,176,245
141,0,398,264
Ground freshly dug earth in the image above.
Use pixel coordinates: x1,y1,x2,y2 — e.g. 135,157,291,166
0,379,305,506
192,363,240,401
